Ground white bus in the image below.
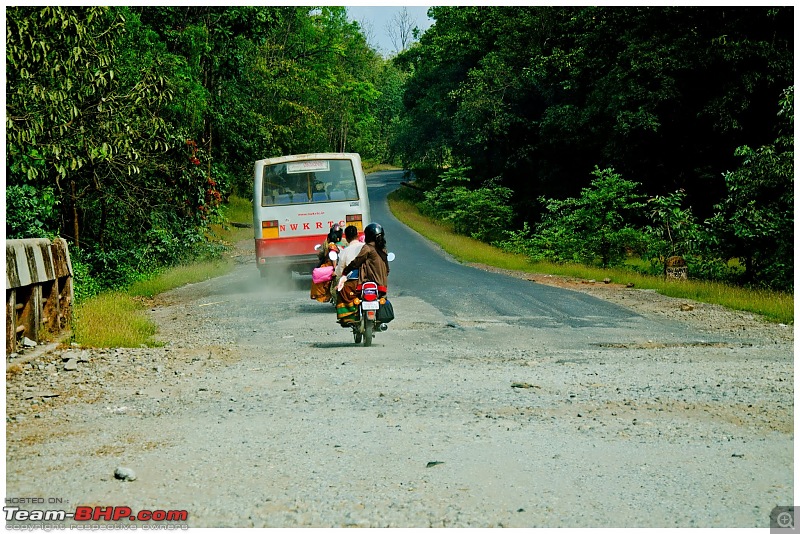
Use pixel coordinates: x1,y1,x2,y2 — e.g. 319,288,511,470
252,153,371,277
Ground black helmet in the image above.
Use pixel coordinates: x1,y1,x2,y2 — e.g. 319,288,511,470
327,223,343,243
363,222,384,243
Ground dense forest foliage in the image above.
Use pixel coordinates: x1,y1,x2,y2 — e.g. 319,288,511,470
6,6,405,298
394,6,793,291
6,6,793,294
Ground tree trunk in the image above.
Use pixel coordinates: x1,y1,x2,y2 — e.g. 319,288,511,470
98,199,107,251
71,180,80,251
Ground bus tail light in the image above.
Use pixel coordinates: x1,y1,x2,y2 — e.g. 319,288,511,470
261,220,280,239
346,214,363,231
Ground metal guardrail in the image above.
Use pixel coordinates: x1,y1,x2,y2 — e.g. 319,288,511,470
6,238,74,355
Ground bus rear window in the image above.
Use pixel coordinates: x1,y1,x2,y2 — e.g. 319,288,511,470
261,159,359,206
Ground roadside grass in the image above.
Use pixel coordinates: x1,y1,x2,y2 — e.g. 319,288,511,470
221,194,253,224
388,192,793,325
72,292,159,348
207,194,254,245
72,195,253,348
126,260,234,298
363,160,401,174
72,259,235,348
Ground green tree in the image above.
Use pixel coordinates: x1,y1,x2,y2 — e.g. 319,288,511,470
5,5,419,296
396,6,792,225
7,6,220,290
393,6,493,171
528,7,792,212
644,189,702,260
373,61,408,164
530,168,646,267
139,6,386,195
706,87,794,291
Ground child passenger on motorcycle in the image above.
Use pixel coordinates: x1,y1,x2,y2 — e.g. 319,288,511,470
337,223,389,324
310,224,344,303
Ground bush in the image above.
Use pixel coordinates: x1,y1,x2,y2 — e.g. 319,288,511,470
525,167,647,267
71,252,103,305
643,189,702,261
71,224,226,301
494,222,539,257
6,184,58,239
419,167,514,242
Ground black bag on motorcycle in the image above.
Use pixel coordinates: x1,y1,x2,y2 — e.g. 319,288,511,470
377,299,394,323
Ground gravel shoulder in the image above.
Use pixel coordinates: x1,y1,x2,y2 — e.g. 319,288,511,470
5,255,794,528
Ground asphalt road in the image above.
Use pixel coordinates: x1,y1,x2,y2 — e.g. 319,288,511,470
366,170,711,340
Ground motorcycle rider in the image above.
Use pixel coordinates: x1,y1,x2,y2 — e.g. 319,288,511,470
342,222,389,296
334,225,364,283
333,225,366,324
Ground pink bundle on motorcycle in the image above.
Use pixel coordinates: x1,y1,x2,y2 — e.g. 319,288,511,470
312,265,335,284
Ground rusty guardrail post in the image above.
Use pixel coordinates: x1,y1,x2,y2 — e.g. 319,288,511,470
6,238,74,355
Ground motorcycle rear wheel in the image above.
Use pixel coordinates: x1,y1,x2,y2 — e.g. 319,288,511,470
363,319,374,347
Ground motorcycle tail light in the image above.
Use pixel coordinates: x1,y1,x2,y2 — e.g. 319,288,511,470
362,282,379,301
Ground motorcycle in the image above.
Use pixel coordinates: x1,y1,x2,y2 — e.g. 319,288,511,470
329,249,395,347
